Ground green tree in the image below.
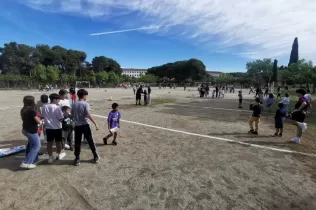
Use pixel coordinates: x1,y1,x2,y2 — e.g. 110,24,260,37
246,58,273,84
138,74,159,83
216,73,233,84
288,37,299,66
32,64,47,82
271,59,278,83
96,71,109,84
46,65,60,83
107,72,120,83
92,56,122,75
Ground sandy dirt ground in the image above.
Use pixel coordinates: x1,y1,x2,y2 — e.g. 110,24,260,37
0,87,316,210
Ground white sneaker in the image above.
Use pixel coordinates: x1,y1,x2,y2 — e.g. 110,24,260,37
291,137,301,144
64,144,70,150
57,152,66,160
48,156,56,164
20,163,36,169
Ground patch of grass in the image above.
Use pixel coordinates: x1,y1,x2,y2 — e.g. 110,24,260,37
150,98,176,105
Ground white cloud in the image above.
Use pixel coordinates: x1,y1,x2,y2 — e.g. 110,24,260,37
21,0,316,62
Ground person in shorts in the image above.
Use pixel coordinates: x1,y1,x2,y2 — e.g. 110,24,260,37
289,89,308,144
274,103,287,137
248,97,263,135
103,103,121,146
42,93,65,163
72,89,99,166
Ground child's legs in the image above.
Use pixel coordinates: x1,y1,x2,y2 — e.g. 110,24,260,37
74,126,83,158
22,130,40,164
67,129,73,146
296,126,302,138
248,117,255,130
46,129,55,156
254,117,260,132
113,132,118,141
275,128,280,134
82,124,98,157
53,129,63,154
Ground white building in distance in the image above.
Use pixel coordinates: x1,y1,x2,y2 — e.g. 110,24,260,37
122,68,147,78
206,71,222,77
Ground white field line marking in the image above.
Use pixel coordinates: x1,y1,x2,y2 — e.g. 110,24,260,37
93,114,316,158
175,104,252,113
0,106,22,110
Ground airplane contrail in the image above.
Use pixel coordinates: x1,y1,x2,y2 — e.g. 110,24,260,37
89,24,176,36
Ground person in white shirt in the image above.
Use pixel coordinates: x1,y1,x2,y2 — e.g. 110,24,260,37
280,93,290,109
304,89,312,113
42,93,66,163
58,89,71,107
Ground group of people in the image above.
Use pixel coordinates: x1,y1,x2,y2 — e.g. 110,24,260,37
134,85,151,105
197,85,226,99
247,88,312,144
20,87,121,169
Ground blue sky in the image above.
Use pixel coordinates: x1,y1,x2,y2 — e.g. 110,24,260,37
1,0,315,72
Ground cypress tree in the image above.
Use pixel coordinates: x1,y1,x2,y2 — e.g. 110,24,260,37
272,59,278,82
288,37,299,66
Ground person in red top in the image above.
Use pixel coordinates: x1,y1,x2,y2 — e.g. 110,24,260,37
289,89,308,144
69,85,76,103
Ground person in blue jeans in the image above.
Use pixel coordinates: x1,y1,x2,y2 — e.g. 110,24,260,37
20,96,42,169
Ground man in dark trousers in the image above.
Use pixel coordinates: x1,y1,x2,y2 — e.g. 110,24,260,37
148,85,151,95
136,86,143,105
215,85,219,98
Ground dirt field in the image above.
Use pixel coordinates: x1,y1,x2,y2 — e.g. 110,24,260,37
1,87,316,210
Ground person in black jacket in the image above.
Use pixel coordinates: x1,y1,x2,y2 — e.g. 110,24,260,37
136,86,143,105
248,97,263,135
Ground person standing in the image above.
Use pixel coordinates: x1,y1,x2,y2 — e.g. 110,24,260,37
133,85,136,95
289,89,308,144
69,85,76,104
136,86,143,105
72,89,99,166
42,93,66,163
20,96,42,169
215,85,219,98
59,89,71,107
248,97,263,135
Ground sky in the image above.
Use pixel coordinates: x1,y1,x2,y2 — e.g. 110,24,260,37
0,0,315,73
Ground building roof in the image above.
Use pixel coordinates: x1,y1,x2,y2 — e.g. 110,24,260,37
122,68,147,72
206,71,222,74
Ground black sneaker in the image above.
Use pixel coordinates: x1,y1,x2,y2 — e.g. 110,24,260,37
278,133,283,137
252,131,258,135
112,140,117,146
273,133,278,137
74,159,80,166
94,156,100,163
248,129,254,134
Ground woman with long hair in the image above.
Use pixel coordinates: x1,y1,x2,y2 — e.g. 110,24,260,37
20,96,42,169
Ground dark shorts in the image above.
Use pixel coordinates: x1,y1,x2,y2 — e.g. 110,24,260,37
291,111,305,123
46,129,63,142
136,94,141,100
275,122,284,129
239,99,243,103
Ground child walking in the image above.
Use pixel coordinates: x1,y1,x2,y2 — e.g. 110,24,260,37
61,106,74,151
266,93,275,113
274,103,287,137
144,90,148,105
72,89,99,166
238,90,243,108
42,93,66,163
103,103,121,146
248,97,262,135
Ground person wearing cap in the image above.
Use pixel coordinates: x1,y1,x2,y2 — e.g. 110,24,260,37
59,89,71,107
42,93,66,163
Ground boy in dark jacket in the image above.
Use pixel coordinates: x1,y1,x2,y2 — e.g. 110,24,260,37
248,97,263,135
274,103,287,137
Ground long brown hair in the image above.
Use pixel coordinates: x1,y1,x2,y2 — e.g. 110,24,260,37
21,95,36,116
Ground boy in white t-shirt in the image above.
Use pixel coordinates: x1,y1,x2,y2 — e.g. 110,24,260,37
280,93,290,109
42,93,66,163
59,89,71,107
